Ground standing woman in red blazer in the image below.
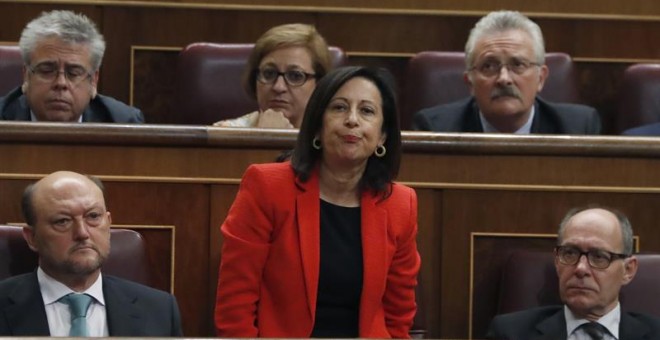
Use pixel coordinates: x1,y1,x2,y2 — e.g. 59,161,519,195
215,66,420,338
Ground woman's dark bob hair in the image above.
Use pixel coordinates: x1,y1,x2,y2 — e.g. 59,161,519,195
291,66,401,197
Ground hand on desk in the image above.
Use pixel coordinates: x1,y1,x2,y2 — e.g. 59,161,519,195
255,109,294,129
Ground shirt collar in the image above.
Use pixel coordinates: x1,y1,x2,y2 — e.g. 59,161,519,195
479,105,535,134
37,267,106,306
565,303,621,339
30,110,84,123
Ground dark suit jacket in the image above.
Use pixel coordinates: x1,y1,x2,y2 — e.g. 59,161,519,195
412,97,601,134
0,87,144,123
623,122,660,136
486,305,660,340
214,162,420,338
0,272,182,336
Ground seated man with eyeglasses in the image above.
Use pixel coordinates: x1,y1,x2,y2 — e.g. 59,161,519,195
0,10,143,123
412,10,600,134
486,206,660,340
213,23,332,129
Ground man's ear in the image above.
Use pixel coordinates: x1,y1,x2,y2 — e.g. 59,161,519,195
21,65,29,94
463,71,474,95
22,226,38,252
536,64,549,92
90,70,100,99
621,256,638,286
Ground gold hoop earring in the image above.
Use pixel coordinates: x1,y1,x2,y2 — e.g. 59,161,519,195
312,137,322,150
375,145,386,157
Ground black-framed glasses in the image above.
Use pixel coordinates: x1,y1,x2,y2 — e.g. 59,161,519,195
256,67,315,87
27,62,93,85
555,245,629,269
470,59,540,77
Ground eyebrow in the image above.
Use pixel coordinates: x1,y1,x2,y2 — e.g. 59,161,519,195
259,62,306,70
330,97,377,106
34,61,87,68
560,243,617,252
480,55,530,62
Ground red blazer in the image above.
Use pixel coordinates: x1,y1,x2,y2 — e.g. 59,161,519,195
214,162,420,338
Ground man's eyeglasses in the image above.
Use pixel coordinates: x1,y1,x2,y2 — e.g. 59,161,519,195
27,63,93,85
555,245,629,269
256,67,316,87
470,59,540,77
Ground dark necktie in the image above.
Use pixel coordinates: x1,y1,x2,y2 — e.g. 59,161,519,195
580,322,607,340
61,293,93,336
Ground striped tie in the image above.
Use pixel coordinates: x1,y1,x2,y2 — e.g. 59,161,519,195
580,322,606,340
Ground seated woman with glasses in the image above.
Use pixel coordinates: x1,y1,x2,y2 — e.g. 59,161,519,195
213,23,332,128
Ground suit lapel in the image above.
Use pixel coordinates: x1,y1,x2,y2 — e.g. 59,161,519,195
530,99,542,133
534,309,567,340
3,273,50,335
619,311,650,340
531,98,561,134
15,94,31,121
463,99,485,132
103,276,142,336
81,106,94,122
359,191,388,330
296,170,321,319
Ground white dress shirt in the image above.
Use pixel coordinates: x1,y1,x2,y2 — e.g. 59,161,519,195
479,106,535,134
37,267,109,336
566,303,620,340
30,110,84,122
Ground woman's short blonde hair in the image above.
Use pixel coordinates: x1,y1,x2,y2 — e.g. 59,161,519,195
242,23,332,98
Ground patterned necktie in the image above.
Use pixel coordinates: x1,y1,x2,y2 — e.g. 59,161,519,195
61,293,93,336
580,322,607,340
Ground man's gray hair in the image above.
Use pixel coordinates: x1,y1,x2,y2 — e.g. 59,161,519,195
19,10,106,71
557,205,634,256
464,10,545,70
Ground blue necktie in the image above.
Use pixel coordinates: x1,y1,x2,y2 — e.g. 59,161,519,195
61,293,93,336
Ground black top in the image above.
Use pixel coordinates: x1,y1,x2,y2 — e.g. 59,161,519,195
311,200,363,338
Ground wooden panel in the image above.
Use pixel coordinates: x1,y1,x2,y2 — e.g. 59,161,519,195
414,188,442,338
208,184,239,333
2,1,660,112
2,1,660,134
12,0,660,18
5,124,660,337
131,47,180,124
131,47,638,133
